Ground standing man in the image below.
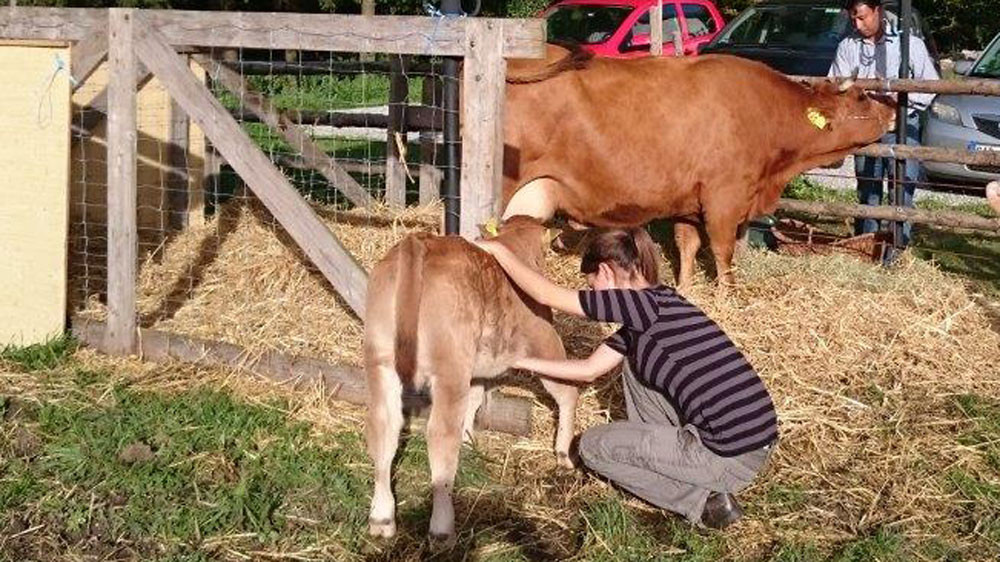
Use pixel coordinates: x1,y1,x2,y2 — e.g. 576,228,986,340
829,0,938,258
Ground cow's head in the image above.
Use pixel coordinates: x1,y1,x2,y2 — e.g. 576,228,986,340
807,78,896,145
480,215,551,272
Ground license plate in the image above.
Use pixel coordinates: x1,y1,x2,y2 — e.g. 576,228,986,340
970,142,1000,152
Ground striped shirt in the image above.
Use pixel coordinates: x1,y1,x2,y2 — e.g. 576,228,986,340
579,286,778,457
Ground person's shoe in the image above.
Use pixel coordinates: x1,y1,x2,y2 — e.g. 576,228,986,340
701,492,743,529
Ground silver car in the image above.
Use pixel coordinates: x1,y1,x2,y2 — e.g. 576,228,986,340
922,32,1000,188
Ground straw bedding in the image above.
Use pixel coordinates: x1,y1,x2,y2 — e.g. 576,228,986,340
76,199,1000,557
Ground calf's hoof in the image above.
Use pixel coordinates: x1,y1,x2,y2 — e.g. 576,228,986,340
428,531,457,551
556,451,576,470
368,517,397,538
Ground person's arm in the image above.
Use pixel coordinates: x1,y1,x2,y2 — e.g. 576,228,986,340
908,37,939,112
477,240,584,316
515,344,625,384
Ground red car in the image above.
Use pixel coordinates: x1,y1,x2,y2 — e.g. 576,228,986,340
544,0,725,57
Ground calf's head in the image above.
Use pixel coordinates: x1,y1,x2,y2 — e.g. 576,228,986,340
480,215,551,271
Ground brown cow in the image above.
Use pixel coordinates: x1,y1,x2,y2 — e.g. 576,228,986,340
364,216,578,543
500,46,896,289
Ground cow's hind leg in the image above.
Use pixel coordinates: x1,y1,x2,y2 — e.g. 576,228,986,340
705,209,741,289
366,362,404,538
427,374,470,544
674,220,702,293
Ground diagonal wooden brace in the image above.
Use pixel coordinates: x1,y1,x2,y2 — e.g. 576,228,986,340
192,53,375,209
70,29,107,91
131,11,368,317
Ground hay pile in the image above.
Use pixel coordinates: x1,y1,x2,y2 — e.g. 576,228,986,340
77,200,1000,556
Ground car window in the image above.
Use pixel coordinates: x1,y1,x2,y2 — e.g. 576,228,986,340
971,35,1000,78
711,6,849,49
630,5,681,39
682,4,717,38
547,5,635,45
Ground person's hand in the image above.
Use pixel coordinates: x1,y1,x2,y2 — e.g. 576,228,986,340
474,238,502,256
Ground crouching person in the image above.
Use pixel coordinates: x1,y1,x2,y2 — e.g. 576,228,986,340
476,227,778,528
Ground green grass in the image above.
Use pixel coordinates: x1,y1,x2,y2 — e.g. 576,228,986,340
1,372,374,557
576,495,723,561
831,528,905,562
944,395,1000,544
217,74,426,113
1,335,77,372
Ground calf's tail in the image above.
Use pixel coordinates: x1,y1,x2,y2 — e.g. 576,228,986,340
393,235,426,383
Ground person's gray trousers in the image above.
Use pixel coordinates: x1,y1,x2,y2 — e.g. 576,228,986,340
578,364,775,525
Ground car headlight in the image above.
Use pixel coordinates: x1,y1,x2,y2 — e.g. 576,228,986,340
930,101,963,126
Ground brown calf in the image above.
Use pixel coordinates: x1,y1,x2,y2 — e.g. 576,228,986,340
364,216,578,543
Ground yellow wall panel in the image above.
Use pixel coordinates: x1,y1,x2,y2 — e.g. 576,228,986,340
0,44,72,346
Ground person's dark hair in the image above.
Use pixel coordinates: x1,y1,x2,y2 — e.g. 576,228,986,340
580,227,660,285
843,0,881,10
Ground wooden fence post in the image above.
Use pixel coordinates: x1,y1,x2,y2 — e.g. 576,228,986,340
419,74,443,205
105,7,137,355
650,0,663,57
459,19,506,239
386,55,409,207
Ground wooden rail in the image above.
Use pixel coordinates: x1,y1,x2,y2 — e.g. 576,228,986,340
793,75,1000,96
0,7,546,57
855,143,1000,167
72,317,535,436
778,198,1000,233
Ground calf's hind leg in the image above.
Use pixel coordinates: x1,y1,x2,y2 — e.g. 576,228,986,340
427,371,471,544
366,362,404,538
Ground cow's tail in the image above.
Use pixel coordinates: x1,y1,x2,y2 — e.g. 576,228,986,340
393,235,426,384
506,44,593,84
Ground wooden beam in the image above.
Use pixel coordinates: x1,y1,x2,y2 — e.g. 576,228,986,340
133,14,368,317
105,8,137,355
792,75,1000,96
70,29,107,91
855,142,1000,167
385,55,408,207
71,317,535,436
778,198,1000,233
192,54,374,209
459,19,506,240
650,0,662,57
0,7,104,42
225,106,443,132
144,10,546,58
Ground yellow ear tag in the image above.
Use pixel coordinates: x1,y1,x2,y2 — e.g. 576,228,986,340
806,107,829,130
484,218,500,237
